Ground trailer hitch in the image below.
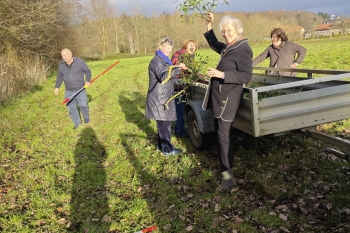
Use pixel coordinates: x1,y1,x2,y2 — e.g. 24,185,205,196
303,128,350,159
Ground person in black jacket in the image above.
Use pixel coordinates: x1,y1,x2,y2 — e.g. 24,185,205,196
204,13,253,192
54,48,91,129
145,37,188,156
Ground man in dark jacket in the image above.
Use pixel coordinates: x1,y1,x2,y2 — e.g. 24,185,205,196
54,48,91,129
204,13,253,192
253,28,307,76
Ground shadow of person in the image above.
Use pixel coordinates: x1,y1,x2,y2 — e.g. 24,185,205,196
119,133,185,231
118,91,155,140
69,126,110,232
117,91,219,231
87,93,92,102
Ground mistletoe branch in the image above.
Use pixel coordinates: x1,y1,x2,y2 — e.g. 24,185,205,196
163,74,209,110
175,0,229,21
161,65,183,85
163,52,210,109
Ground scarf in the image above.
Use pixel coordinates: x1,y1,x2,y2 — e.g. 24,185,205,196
222,35,245,53
156,50,172,65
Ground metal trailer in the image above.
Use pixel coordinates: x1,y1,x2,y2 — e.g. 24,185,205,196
184,67,350,157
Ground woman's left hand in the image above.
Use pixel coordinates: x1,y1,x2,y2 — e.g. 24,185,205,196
290,63,298,69
179,63,188,70
207,68,224,79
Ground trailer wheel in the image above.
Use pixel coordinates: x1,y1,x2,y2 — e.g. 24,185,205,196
187,109,213,150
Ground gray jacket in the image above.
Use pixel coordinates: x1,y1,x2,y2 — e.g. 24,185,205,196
55,57,91,91
145,53,181,121
253,41,307,76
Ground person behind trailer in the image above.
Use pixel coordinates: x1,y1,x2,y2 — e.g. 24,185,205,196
145,37,188,156
54,48,91,130
204,13,253,192
171,39,198,137
253,28,307,76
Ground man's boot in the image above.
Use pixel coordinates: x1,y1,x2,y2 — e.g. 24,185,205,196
219,168,236,192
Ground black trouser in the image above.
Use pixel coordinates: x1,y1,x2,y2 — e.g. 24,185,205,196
156,120,173,153
215,118,234,172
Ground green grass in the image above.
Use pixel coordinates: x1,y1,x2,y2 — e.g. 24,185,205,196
1,38,350,232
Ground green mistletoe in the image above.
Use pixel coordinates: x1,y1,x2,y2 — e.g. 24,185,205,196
163,53,209,109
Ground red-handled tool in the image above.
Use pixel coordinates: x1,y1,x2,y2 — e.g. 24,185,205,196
61,60,120,105
133,225,157,233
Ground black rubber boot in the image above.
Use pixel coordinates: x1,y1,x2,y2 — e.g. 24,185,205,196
219,168,237,192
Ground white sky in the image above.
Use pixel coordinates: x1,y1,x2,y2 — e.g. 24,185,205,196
109,0,350,16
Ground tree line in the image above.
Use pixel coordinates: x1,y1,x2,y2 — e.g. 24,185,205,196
0,0,348,102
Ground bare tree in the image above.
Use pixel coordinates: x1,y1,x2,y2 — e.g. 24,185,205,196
85,0,115,57
0,0,76,60
337,16,350,37
112,10,121,53
0,0,81,101
297,12,323,40
127,34,136,54
126,5,148,55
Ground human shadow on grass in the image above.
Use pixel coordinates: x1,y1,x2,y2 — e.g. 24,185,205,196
118,91,156,143
69,126,110,232
118,92,220,231
87,85,116,103
119,132,201,232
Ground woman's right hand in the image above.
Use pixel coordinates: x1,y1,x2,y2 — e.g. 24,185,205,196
207,12,214,22
179,63,188,70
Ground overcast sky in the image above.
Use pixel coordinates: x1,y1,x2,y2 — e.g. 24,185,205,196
109,0,350,16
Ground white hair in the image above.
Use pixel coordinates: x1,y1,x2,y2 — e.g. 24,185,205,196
219,16,243,35
158,37,174,49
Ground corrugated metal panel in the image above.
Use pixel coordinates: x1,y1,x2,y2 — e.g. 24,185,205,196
259,105,350,136
254,82,350,136
259,86,350,121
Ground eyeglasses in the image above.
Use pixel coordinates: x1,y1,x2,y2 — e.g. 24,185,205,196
160,37,173,46
221,29,234,35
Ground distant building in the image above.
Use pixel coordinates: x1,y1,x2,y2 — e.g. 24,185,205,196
313,22,343,37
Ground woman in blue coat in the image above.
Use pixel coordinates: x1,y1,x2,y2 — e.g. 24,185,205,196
145,37,188,156
204,13,253,192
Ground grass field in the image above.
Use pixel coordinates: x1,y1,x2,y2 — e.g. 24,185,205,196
1,37,350,232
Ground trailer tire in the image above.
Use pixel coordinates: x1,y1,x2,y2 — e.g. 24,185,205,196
187,109,213,150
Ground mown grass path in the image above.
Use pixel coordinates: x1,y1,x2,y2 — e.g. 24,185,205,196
1,38,350,232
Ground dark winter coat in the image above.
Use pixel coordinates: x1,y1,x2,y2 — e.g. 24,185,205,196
145,52,182,121
252,41,307,76
202,29,253,121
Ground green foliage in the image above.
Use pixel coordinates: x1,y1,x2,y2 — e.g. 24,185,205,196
176,0,228,21
244,80,303,100
178,52,210,85
163,52,209,109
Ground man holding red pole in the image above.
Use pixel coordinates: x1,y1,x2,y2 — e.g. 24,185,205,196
54,48,91,129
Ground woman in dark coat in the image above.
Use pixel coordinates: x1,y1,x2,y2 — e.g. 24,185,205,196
204,13,253,192
146,37,187,156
